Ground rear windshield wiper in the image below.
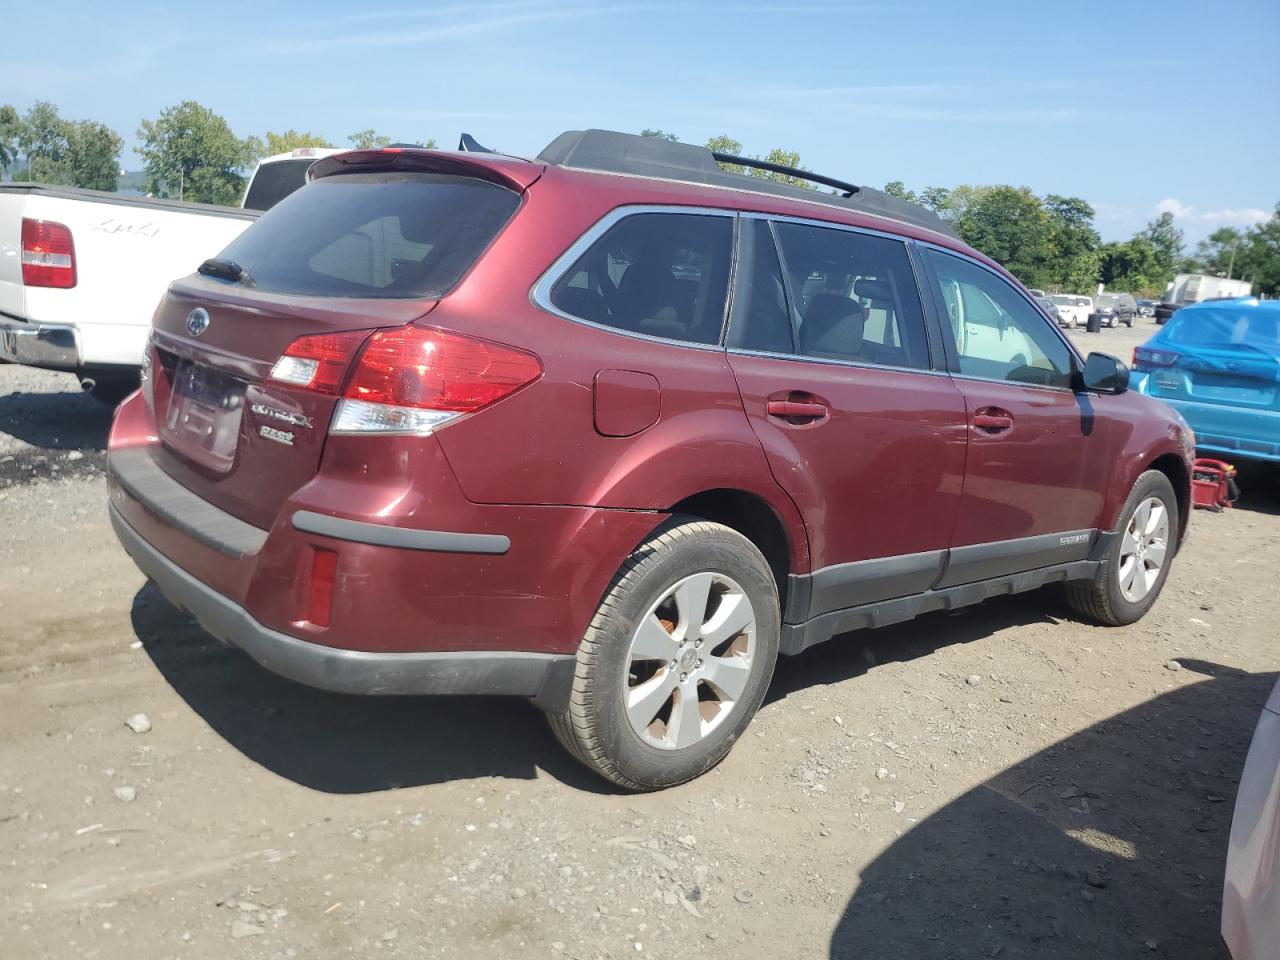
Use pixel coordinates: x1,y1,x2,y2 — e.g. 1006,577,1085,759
198,258,254,286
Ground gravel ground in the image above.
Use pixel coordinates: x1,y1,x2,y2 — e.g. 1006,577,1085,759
2,321,1278,960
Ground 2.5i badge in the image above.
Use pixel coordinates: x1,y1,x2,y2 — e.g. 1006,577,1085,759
259,425,295,446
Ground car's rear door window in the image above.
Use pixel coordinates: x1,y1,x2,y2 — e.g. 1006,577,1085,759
215,171,520,299
925,249,1075,388
730,219,930,370
549,212,733,345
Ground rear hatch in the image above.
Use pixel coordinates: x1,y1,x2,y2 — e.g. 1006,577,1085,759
144,156,533,529
1138,306,1280,416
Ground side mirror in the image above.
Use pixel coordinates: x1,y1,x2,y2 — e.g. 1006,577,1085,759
1079,352,1129,394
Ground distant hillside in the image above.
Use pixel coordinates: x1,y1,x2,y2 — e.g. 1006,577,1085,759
117,170,148,194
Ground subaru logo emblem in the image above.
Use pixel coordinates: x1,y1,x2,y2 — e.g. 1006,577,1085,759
186,308,210,338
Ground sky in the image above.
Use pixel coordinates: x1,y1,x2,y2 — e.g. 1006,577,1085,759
5,0,1277,247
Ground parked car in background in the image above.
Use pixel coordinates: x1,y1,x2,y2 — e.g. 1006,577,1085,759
1091,292,1138,328
106,129,1194,791
1036,296,1063,326
1131,298,1280,463
1027,288,1046,298
1136,298,1156,318
1049,294,1092,329
0,148,340,403
1223,674,1280,960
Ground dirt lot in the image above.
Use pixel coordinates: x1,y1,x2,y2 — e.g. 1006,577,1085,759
2,320,1278,960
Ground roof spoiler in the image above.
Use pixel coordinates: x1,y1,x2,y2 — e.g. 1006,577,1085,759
458,133,496,153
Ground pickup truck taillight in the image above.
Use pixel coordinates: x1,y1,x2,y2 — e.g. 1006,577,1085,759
21,218,77,289
270,325,542,436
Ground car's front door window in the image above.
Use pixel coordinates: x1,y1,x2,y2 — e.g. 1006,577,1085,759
926,250,1074,389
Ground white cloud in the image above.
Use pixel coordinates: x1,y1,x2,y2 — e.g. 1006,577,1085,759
1155,197,1270,228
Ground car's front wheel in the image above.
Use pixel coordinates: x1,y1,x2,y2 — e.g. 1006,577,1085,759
548,517,780,791
1066,470,1178,626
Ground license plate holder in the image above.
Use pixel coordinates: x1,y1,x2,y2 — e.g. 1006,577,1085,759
162,360,245,471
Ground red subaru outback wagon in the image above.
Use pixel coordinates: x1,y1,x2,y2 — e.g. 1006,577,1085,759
107,130,1193,791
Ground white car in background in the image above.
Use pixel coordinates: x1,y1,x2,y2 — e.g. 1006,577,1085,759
1049,294,1092,329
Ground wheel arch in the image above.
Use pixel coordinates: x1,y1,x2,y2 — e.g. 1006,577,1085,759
1146,452,1191,542
667,487,805,617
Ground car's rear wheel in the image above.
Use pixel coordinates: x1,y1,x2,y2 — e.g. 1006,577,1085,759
1066,470,1178,626
548,517,780,791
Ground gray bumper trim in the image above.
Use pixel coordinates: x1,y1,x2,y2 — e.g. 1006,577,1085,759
110,503,574,702
292,510,510,554
0,316,80,369
108,447,268,558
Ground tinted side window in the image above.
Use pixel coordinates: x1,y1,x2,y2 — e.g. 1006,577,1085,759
550,213,732,345
727,219,793,353
926,249,1074,388
773,222,930,370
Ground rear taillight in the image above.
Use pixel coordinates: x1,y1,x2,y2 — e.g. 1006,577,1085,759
334,326,542,435
271,325,542,436
21,218,76,288
1133,346,1180,369
270,330,371,394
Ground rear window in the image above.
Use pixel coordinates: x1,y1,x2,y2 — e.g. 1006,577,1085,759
216,172,520,299
1163,308,1280,352
241,159,315,212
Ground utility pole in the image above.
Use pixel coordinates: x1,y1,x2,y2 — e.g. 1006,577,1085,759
1227,237,1239,279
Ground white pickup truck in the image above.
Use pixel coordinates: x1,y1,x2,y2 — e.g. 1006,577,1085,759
0,148,340,403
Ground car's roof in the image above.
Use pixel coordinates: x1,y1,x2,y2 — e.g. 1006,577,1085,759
1181,296,1279,314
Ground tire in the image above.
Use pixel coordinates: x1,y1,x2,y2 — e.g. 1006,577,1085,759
1065,470,1178,626
87,375,140,407
548,517,780,791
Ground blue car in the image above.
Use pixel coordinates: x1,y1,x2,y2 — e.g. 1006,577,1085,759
1130,298,1280,463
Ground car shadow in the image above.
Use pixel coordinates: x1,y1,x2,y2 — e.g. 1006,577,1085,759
829,659,1274,960
1230,460,1280,517
129,583,618,795
0,379,112,452
133,577,1078,796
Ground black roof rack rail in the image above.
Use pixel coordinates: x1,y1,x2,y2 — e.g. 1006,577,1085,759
536,129,954,238
711,151,859,197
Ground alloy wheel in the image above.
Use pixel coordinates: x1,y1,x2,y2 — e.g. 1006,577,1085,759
623,572,756,750
1118,496,1170,602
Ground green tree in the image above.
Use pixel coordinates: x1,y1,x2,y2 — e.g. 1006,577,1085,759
422,137,439,149
1141,211,1183,285
0,104,20,174
1098,237,1165,294
640,128,679,142
348,129,391,149
883,180,915,202
749,147,813,190
264,129,333,155
18,101,73,184
1227,205,1280,295
705,134,745,175
1192,226,1244,277
1043,195,1101,292
137,101,256,204
951,186,1055,288
67,120,123,191
917,186,951,213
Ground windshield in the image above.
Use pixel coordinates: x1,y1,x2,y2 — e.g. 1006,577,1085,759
216,171,520,299
1162,307,1280,353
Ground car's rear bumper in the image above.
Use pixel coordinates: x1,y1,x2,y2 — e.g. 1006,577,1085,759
105,393,661,701
1131,379,1280,463
0,316,80,369
111,501,576,702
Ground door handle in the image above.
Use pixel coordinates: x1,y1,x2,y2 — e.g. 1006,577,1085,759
767,400,829,422
973,409,1014,432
